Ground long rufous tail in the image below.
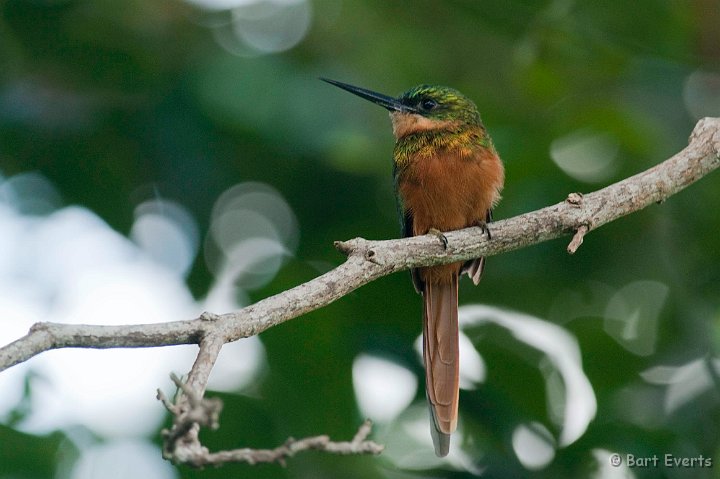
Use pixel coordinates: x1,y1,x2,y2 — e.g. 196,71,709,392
423,272,459,457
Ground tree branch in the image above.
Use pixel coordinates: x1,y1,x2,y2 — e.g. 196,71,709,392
3,117,718,369
1,117,718,466
157,411,383,467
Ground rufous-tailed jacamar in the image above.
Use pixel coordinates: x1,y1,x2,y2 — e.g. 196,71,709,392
322,78,504,457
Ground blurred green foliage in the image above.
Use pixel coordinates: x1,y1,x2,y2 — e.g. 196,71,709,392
1,0,720,478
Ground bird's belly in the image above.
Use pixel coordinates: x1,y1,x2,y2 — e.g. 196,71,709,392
399,152,500,235
398,150,503,284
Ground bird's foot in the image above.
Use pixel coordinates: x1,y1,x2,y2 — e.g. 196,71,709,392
476,221,492,240
479,209,494,240
428,228,448,250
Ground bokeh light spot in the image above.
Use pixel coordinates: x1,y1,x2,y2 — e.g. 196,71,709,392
191,0,312,56
352,354,417,423
207,336,266,392
231,0,311,54
641,357,720,414
0,171,62,215
550,130,619,183
604,280,668,356
204,182,298,305
683,70,720,120
460,304,596,447
131,199,199,278
512,422,556,470
69,439,177,479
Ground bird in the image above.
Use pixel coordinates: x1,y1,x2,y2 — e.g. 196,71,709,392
322,78,504,457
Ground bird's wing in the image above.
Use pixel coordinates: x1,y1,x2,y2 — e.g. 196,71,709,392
402,210,424,294
395,163,424,294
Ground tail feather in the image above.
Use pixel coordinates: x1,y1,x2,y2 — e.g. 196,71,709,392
423,273,459,457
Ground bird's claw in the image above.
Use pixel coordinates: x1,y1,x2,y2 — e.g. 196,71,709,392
428,228,449,250
477,221,492,240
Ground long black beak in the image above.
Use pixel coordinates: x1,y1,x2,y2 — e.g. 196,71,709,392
321,78,416,113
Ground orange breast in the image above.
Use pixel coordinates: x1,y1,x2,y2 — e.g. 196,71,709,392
398,146,504,283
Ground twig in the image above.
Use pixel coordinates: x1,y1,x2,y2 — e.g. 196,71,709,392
156,389,179,414
159,373,223,458
164,419,384,467
157,372,383,468
567,225,589,254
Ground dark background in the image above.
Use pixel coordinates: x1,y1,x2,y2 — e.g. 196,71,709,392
1,0,720,478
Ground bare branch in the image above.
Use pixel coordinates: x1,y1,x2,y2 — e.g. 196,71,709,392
0,117,718,467
6,118,716,369
0,320,205,372
186,333,224,396
159,335,225,461
157,369,383,467
163,419,384,467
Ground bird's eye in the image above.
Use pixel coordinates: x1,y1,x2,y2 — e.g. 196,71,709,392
420,98,437,110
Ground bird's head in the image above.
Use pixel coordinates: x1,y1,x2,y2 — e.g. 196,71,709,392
322,78,482,139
